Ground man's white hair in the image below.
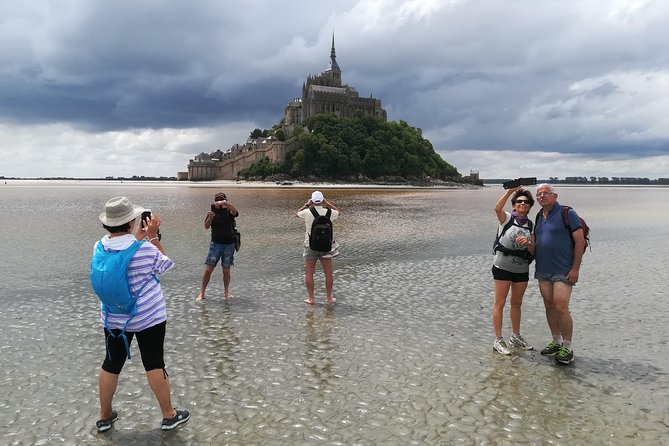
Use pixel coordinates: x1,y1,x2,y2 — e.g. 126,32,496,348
536,183,555,193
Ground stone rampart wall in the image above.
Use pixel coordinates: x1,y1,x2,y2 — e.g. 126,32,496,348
188,138,299,181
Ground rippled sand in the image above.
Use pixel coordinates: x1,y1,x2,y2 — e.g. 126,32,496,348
1,184,667,445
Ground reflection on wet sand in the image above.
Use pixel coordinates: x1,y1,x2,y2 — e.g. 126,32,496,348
302,306,336,392
0,184,668,444
197,303,240,383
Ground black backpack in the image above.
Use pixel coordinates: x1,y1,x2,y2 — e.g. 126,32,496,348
492,217,534,263
309,207,333,252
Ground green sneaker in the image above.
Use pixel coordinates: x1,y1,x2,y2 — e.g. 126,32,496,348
555,347,575,365
540,340,561,356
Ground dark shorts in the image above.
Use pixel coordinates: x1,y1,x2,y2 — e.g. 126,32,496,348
102,321,166,374
205,242,235,267
492,265,529,283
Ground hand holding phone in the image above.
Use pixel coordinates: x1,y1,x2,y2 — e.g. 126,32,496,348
141,210,162,241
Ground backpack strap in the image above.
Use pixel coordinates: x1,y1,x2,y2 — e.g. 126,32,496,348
325,208,332,219
561,206,572,231
561,205,581,249
105,318,133,361
493,217,517,253
309,206,319,219
498,218,515,237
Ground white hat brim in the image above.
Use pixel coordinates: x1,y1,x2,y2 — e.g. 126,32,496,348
99,205,145,226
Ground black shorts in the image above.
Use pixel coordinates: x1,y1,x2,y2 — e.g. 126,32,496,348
102,321,166,374
492,265,529,283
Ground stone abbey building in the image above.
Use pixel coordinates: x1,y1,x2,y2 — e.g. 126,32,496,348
283,34,387,130
185,34,387,180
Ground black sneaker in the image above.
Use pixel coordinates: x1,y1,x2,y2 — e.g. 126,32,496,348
555,346,575,365
161,408,190,430
96,410,118,433
540,340,562,356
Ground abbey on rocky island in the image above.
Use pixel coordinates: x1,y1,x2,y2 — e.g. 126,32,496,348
283,33,387,130
184,34,387,181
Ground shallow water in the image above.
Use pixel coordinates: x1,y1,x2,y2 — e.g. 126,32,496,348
0,182,668,445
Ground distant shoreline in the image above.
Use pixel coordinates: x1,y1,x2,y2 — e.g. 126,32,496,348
0,177,478,190
2,178,668,190
0,176,669,189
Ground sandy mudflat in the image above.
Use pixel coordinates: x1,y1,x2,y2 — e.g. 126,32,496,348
0,184,667,445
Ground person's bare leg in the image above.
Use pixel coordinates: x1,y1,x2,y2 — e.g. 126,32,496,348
146,369,176,419
321,257,334,305
552,282,574,342
197,265,215,301
492,280,511,338
304,259,316,304
223,266,234,299
509,281,529,335
99,369,120,420
539,280,561,337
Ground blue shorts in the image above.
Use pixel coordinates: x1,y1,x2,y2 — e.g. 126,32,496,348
534,271,573,286
205,242,235,267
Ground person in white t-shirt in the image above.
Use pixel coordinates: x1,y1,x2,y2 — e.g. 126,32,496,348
296,191,340,305
491,187,535,356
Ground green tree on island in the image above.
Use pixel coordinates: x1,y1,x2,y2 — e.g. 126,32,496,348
240,113,459,181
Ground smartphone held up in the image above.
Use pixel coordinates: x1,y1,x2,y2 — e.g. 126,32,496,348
141,210,162,241
502,177,537,189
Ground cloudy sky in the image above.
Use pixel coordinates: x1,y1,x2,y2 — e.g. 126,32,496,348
2,0,668,179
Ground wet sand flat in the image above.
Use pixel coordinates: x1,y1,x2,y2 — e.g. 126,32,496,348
0,183,667,445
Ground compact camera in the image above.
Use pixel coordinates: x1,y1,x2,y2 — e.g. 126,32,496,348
502,177,537,189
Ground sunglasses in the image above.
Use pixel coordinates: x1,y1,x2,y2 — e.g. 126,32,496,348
514,199,531,204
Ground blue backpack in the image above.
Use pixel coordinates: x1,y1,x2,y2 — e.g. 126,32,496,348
90,240,157,359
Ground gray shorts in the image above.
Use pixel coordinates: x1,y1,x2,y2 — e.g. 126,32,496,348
534,271,573,286
303,241,340,261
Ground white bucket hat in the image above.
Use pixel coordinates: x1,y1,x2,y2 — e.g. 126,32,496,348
99,196,145,226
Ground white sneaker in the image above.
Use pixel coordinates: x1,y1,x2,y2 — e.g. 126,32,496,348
493,338,511,355
509,334,533,350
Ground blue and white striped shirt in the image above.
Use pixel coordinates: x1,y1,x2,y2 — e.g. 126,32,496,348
94,234,174,332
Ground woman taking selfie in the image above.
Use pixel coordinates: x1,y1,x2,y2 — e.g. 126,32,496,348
491,186,535,355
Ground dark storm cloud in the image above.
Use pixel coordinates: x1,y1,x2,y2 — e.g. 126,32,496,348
0,1,346,126
2,0,669,178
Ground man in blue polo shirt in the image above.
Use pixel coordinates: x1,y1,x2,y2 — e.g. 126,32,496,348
533,184,585,365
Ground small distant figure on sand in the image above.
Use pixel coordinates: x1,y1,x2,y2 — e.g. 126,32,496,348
534,184,585,365
491,185,535,355
197,192,239,301
296,191,340,305
90,196,189,433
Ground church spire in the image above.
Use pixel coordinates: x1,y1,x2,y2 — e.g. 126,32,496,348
330,32,341,72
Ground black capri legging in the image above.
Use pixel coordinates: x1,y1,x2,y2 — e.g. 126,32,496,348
102,321,166,374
